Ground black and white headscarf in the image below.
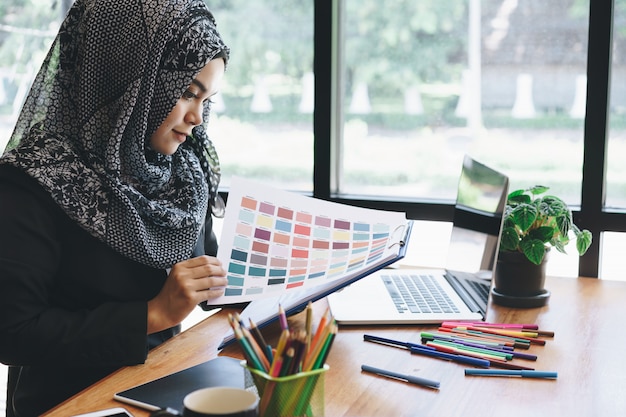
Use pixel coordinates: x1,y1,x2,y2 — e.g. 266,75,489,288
0,0,229,269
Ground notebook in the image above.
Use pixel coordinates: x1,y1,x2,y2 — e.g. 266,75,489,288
327,155,509,324
113,356,245,412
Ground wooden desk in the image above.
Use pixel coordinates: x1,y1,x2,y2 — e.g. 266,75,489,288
43,276,626,417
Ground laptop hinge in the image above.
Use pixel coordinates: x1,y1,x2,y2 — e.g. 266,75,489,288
444,272,484,315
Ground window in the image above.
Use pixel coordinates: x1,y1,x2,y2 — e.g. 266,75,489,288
606,1,626,209
339,1,588,203
601,0,626,279
0,0,63,150
2,0,626,279
209,1,315,192
338,0,589,277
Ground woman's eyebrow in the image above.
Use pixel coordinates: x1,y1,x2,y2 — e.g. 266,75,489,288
191,79,207,92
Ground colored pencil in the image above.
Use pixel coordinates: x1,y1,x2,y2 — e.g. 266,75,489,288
305,301,313,353
304,319,333,371
289,330,308,374
232,305,337,379
242,326,271,371
268,329,290,376
249,318,270,353
279,347,295,377
234,327,265,371
278,304,289,331
314,323,337,370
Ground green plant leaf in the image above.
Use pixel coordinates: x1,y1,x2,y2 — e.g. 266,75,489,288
528,185,550,195
511,203,538,232
576,229,593,255
551,238,568,254
520,239,547,265
507,189,526,199
503,216,515,229
555,211,572,236
500,227,519,251
527,226,554,243
507,191,531,206
538,195,567,217
556,231,571,245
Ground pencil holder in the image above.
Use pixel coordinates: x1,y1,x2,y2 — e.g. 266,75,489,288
242,361,329,417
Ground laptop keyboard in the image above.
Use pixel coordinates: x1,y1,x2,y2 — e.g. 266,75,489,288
382,274,461,314
466,279,490,304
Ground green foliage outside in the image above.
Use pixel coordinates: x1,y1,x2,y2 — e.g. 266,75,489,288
1,0,623,123
1,0,626,203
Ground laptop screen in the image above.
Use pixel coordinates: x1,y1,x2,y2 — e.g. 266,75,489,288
445,156,509,274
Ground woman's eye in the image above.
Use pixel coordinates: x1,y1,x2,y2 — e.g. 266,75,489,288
182,90,196,101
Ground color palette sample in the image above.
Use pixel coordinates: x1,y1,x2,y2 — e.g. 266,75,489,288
211,178,408,304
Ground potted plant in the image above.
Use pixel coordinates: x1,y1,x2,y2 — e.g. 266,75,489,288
492,185,593,307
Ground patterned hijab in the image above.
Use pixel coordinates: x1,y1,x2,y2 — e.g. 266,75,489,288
0,0,229,269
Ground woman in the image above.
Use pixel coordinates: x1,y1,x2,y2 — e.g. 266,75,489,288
0,0,230,415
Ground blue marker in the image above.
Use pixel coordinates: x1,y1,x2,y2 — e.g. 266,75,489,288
410,345,490,368
361,364,440,389
464,369,557,379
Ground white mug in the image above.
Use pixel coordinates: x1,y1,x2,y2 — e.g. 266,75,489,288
182,387,259,417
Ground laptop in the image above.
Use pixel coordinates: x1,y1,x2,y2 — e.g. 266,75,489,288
327,155,509,324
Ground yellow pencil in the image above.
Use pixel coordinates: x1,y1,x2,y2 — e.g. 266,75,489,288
304,319,332,371
305,301,313,353
268,329,290,376
309,307,330,354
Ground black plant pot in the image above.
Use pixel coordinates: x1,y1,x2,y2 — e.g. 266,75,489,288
491,250,551,308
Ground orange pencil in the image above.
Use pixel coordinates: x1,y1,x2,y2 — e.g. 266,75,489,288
304,318,333,371
242,327,270,371
309,307,330,354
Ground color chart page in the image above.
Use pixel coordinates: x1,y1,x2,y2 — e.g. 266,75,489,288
208,177,409,305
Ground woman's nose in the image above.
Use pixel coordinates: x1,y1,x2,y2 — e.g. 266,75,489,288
185,104,203,126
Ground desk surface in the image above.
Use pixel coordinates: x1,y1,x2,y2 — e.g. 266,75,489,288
44,276,626,417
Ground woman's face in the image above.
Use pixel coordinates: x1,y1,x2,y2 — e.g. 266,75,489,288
150,58,225,155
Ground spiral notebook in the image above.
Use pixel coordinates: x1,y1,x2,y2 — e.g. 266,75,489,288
327,155,509,324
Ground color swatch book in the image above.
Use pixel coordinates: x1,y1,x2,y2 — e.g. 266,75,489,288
206,177,411,306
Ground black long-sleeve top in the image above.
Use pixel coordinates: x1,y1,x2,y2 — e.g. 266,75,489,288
0,165,196,416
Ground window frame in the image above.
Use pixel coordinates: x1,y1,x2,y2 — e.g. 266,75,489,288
309,0,621,278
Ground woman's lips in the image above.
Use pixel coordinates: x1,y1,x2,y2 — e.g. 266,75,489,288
173,130,188,143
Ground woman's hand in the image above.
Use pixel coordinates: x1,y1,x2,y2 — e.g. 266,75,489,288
147,255,227,334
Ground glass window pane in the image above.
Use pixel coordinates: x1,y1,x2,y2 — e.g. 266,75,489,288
606,0,626,209
210,1,314,192
340,0,589,209
0,0,63,151
600,232,626,280
0,1,315,193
